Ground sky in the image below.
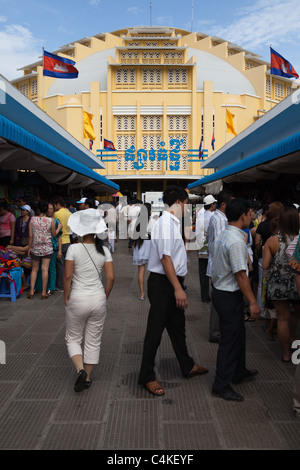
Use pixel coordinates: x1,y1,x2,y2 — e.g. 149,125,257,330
1,0,300,81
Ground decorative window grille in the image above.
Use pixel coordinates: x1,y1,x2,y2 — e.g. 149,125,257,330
120,52,139,62
245,61,254,69
116,116,136,131
169,134,188,150
115,68,135,84
201,107,204,140
168,116,188,131
286,86,293,96
142,134,162,150
266,78,271,95
168,68,188,84
275,82,284,97
142,68,162,83
142,115,161,131
116,115,136,170
31,80,38,96
100,107,103,145
116,134,136,151
19,83,28,97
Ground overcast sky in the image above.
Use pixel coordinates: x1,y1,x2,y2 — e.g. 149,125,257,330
1,0,300,80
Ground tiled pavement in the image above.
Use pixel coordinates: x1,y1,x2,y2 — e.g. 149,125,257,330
0,240,300,450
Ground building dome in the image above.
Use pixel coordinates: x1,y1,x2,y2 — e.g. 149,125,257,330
47,47,257,96
188,48,257,95
47,48,115,96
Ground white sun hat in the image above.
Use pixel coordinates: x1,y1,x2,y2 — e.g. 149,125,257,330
67,208,107,236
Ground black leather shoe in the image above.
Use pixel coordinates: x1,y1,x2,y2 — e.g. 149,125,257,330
232,369,258,384
212,388,244,402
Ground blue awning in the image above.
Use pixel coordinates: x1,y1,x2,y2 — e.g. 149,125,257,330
188,131,300,192
0,114,119,193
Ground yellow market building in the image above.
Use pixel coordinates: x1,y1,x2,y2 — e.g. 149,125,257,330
11,26,300,198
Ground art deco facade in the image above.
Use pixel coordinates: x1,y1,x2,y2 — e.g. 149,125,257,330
11,26,298,196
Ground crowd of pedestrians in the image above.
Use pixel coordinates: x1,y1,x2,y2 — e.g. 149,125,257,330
1,187,300,417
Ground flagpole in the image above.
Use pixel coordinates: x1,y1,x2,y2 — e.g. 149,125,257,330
269,44,273,110
224,105,227,145
42,46,45,111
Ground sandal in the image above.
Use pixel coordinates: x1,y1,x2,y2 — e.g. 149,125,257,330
144,380,165,396
186,364,209,378
27,293,34,299
84,379,92,389
74,369,87,392
245,315,256,322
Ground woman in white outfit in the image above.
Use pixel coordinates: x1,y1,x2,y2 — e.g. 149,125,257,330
63,209,114,392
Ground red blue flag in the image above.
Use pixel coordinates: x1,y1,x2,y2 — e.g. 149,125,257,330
211,132,215,151
43,50,79,79
270,47,299,79
104,139,116,151
89,140,93,150
199,137,203,159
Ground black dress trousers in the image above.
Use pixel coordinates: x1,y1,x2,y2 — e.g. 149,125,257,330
211,287,247,392
138,272,194,385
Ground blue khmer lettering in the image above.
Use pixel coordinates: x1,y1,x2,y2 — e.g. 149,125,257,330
124,140,183,171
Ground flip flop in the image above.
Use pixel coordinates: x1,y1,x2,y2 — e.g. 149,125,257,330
186,364,209,378
144,380,165,396
138,297,145,301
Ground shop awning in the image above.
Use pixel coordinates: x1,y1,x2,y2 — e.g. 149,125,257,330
0,114,119,193
188,131,300,193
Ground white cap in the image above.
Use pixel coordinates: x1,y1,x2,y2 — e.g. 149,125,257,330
95,200,100,206
293,203,299,209
77,197,87,204
203,195,217,205
21,205,31,212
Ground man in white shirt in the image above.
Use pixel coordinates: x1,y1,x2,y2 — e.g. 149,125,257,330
128,200,142,248
119,200,133,241
211,198,260,401
196,194,217,302
206,190,233,343
138,186,209,396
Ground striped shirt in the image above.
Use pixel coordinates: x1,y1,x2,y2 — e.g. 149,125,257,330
206,209,228,277
211,225,248,292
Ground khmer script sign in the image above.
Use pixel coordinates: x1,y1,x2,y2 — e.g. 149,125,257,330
97,139,207,169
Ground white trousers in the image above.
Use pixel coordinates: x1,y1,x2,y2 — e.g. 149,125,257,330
65,292,107,364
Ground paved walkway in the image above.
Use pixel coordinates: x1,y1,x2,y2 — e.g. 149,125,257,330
0,240,299,451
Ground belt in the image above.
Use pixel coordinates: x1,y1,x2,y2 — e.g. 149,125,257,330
150,272,185,284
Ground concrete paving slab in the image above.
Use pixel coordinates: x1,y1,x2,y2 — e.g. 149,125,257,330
0,239,300,451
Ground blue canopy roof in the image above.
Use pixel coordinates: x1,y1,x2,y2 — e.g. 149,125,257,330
188,131,300,191
0,114,119,192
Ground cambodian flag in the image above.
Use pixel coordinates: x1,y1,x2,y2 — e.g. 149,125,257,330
270,47,299,79
43,50,79,78
104,139,116,151
199,137,203,159
211,132,215,151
